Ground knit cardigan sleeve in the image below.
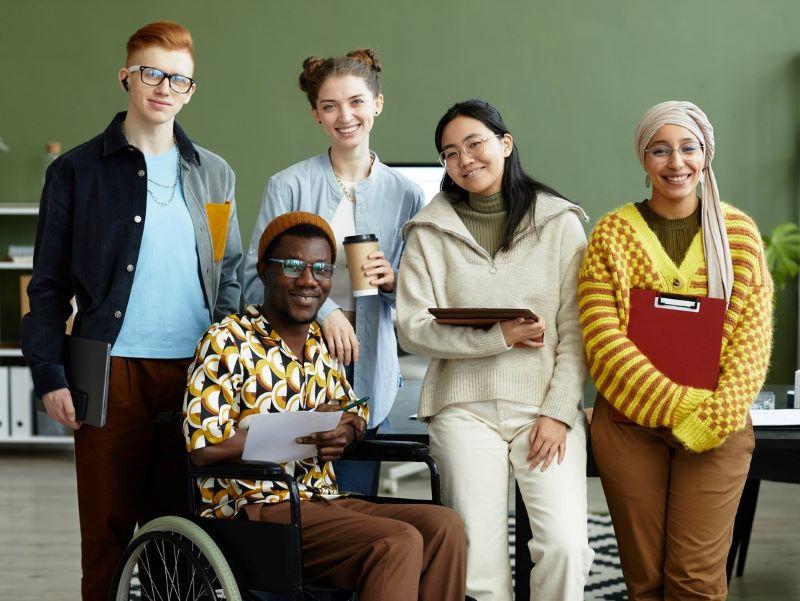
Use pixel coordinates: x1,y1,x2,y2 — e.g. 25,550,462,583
672,214,773,450
396,228,510,360
578,210,773,452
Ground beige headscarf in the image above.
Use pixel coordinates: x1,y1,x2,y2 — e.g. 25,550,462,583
634,101,733,304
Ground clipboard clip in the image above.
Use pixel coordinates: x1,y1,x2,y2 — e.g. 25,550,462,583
653,293,700,313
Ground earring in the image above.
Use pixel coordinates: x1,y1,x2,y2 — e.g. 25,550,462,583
318,120,322,124
645,174,651,188
374,111,378,116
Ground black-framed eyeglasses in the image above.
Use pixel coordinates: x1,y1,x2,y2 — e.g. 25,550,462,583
644,142,704,163
438,134,504,167
126,65,196,94
268,258,336,280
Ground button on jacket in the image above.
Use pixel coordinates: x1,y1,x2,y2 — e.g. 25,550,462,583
21,112,243,397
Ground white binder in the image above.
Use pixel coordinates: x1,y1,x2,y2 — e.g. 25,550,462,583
9,367,33,438
0,367,9,439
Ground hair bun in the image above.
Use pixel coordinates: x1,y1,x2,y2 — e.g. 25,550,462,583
299,56,326,92
346,48,381,73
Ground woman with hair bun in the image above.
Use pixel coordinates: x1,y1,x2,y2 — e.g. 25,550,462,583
242,49,424,494
579,101,773,599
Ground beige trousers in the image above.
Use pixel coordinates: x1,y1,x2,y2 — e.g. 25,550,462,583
429,400,594,601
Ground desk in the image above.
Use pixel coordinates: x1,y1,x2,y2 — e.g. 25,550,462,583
379,381,800,601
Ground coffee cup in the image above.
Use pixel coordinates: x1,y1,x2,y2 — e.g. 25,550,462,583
343,234,379,297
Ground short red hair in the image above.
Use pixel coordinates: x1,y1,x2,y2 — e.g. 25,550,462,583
125,21,194,64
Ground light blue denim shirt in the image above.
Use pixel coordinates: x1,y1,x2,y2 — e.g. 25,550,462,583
242,152,425,427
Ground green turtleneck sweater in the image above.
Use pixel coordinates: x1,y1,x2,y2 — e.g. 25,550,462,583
452,191,508,256
635,199,701,266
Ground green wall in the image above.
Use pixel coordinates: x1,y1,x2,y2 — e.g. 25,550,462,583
1,0,797,380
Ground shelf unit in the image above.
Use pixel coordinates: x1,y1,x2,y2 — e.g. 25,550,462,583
0,203,39,216
0,261,33,270
1,202,73,445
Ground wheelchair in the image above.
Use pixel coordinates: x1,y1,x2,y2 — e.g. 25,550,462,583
109,439,442,600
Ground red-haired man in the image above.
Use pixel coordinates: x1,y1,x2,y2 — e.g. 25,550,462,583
21,21,242,600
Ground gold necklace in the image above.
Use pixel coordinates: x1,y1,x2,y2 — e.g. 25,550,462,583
331,153,375,203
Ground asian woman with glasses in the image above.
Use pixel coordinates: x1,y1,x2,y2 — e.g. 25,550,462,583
241,48,424,496
578,101,773,600
396,99,594,601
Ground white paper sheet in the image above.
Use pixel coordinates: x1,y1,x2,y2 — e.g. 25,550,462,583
242,411,343,463
750,409,800,427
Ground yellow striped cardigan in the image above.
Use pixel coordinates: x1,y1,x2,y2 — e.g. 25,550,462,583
578,203,773,452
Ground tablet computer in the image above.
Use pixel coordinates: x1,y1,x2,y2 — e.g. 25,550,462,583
428,307,538,324
34,335,111,427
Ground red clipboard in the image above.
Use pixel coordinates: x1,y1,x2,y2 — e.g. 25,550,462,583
613,289,726,423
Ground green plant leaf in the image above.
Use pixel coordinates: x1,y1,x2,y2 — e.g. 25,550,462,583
764,222,800,290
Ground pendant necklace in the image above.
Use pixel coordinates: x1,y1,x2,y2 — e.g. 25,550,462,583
147,140,181,207
331,151,375,202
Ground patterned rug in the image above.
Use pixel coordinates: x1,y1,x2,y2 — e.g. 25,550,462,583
509,512,628,600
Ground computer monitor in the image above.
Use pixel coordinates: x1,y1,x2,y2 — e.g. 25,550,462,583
387,163,445,205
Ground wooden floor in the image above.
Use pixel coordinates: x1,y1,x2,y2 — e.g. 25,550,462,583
1,448,799,600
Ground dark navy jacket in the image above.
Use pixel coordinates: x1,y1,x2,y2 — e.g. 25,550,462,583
21,112,242,397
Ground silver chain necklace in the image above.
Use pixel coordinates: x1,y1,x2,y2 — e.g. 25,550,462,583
147,150,181,207
331,152,375,203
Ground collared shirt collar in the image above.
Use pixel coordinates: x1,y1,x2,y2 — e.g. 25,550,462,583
101,111,200,165
249,304,321,361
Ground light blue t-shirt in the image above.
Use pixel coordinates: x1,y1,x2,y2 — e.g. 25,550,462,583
112,146,209,358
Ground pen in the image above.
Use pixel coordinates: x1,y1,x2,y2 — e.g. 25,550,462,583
342,396,370,411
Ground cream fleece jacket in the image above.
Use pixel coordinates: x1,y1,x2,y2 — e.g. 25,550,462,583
397,191,589,426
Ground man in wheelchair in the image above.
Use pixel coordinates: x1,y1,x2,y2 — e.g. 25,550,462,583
183,211,467,600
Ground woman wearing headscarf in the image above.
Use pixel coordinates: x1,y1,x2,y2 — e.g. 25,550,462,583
578,101,773,600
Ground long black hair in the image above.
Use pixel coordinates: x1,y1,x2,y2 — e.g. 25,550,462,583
434,99,571,252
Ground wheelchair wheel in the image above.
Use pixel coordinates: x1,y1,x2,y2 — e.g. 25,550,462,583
110,515,242,601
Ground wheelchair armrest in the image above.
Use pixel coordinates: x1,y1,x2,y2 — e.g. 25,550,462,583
342,440,431,461
187,459,303,526
342,440,442,505
187,459,284,481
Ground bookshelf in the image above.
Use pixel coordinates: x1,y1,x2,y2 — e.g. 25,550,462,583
0,203,72,445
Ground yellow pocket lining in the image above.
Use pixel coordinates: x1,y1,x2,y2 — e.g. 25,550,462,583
205,201,232,262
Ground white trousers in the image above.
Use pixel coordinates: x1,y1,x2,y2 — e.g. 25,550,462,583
429,400,594,601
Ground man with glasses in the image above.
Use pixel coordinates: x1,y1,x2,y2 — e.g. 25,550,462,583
184,211,467,600
21,21,241,601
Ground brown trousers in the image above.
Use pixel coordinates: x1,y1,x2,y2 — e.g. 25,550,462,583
74,357,191,601
246,497,467,601
590,396,754,601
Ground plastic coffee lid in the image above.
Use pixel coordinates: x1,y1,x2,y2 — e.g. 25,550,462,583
343,234,378,244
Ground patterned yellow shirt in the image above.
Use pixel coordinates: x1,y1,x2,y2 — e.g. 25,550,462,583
578,203,773,453
183,305,368,518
